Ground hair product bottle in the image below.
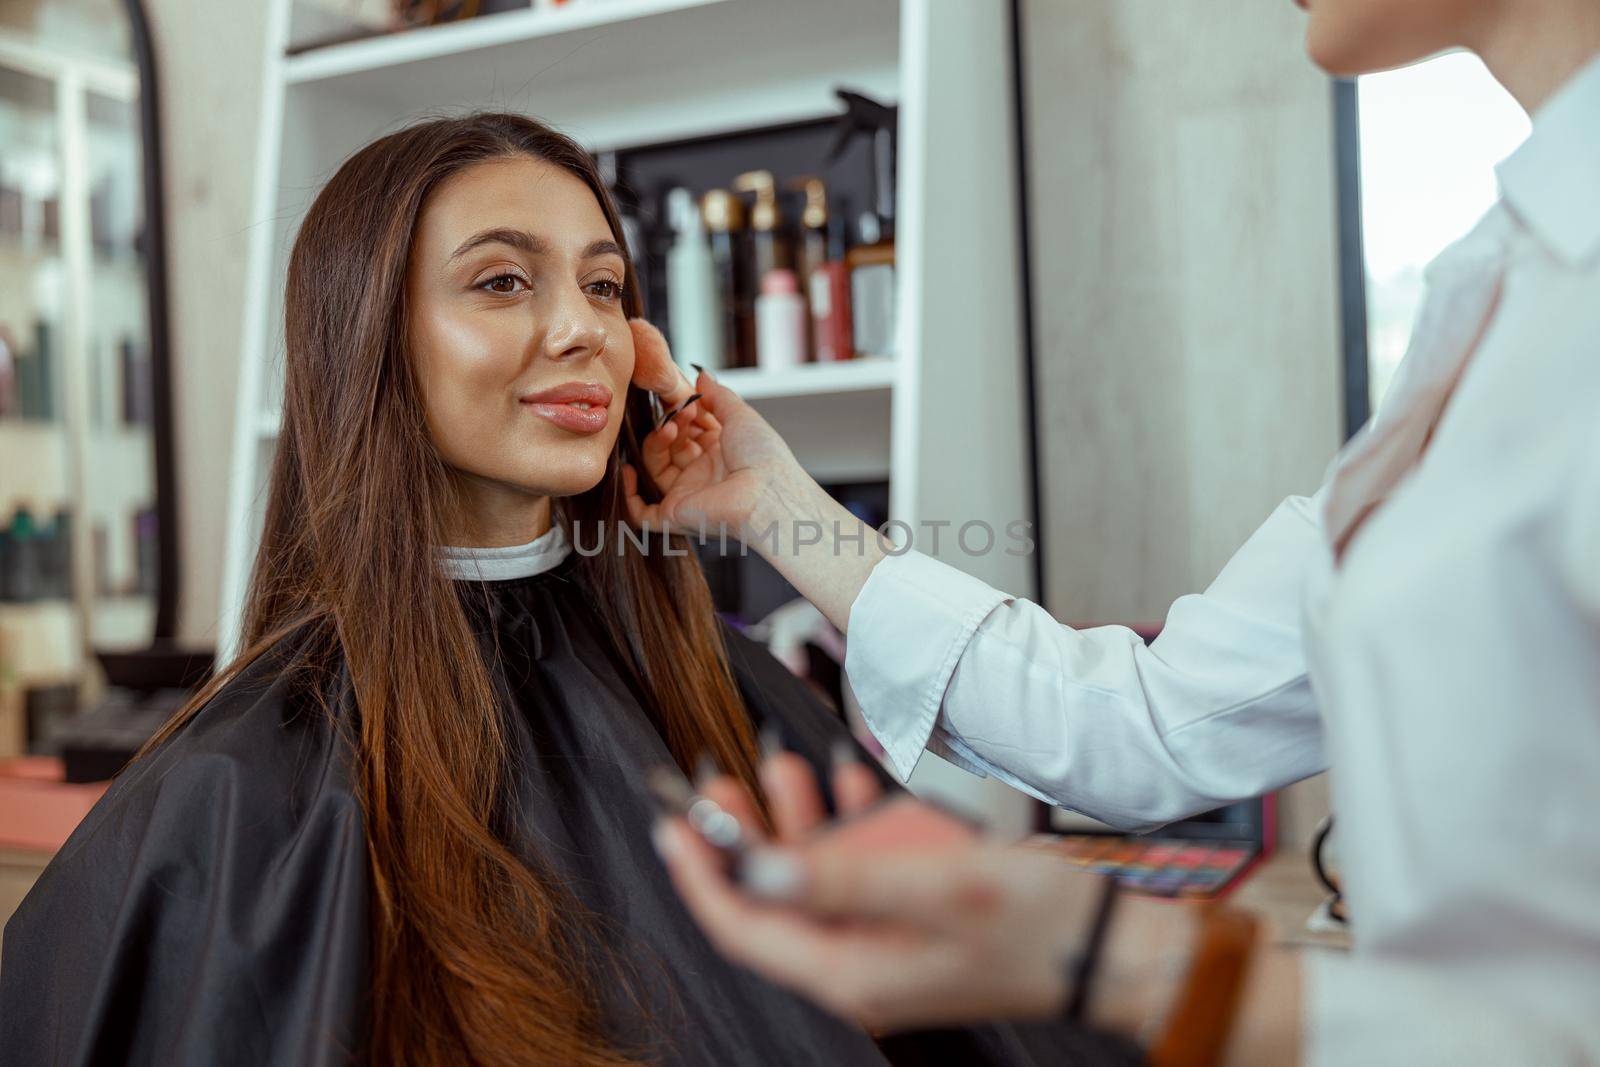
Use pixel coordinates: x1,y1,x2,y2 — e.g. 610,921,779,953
33,319,54,420
755,269,806,372
0,325,16,416
664,187,724,372
702,189,756,369
848,211,895,358
134,507,158,596
826,89,898,360
811,214,855,362
5,506,39,602
732,170,792,286
41,507,70,599
787,176,830,362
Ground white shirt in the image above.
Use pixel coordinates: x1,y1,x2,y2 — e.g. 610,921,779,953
844,55,1600,1065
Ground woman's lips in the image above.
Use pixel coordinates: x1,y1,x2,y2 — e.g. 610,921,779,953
522,399,610,434
519,380,613,435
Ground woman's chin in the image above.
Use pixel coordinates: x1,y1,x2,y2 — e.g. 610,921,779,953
1303,10,1448,78
515,457,611,500
1305,20,1370,76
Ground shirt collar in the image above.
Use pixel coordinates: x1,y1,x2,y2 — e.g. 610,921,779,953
438,523,571,581
1495,51,1600,267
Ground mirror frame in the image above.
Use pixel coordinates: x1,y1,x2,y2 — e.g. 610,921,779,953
123,0,178,644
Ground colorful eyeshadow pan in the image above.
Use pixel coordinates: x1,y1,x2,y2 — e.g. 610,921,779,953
1045,835,1259,899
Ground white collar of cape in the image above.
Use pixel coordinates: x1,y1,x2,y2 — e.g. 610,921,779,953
437,523,572,581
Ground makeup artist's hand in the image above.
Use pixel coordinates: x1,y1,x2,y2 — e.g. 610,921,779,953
624,320,893,634
657,749,1199,1039
622,319,809,540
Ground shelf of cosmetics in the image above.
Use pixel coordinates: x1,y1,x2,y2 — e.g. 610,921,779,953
618,169,896,374
0,504,158,604
0,319,156,423
0,167,146,263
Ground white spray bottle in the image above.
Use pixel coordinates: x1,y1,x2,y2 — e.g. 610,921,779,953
665,187,723,373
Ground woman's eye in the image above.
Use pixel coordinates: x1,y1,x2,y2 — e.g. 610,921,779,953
479,273,526,294
587,279,625,302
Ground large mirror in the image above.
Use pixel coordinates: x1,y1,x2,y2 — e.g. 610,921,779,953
0,0,176,756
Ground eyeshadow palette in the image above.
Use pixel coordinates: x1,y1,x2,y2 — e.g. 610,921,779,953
1042,834,1260,899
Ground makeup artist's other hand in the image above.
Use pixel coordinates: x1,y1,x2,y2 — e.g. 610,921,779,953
659,747,1197,1038
656,816,1102,1033
623,320,808,539
686,735,887,852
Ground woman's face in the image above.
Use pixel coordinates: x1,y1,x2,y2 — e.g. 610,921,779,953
406,155,634,523
1294,0,1485,76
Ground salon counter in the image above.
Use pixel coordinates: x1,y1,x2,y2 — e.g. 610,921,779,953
0,757,109,951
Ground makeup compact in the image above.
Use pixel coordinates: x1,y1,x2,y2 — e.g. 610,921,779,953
1039,835,1261,900
1035,794,1274,901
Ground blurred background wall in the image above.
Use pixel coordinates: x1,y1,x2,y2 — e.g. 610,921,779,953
1018,0,1343,842
1023,0,1343,620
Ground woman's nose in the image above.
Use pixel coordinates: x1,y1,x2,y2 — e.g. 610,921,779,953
540,285,610,363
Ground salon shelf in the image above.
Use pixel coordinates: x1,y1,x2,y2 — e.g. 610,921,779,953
0,599,81,687
1,422,71,511
0,599,156,670
284,0,722,83
88,593,157,651
0,239,61,268
717,357,895,401
280,0,900,150
0,420,71,442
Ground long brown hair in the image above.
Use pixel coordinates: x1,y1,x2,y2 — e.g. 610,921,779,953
134,113,767,1065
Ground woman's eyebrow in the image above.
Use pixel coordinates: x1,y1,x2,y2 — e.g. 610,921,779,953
449,227,547,261
447,230,624,264
583,238,625,261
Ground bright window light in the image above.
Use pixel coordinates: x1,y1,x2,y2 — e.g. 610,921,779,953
1357,52,1529,410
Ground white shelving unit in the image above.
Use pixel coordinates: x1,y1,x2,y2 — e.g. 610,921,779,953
221,0,1036,832
0,29,155,756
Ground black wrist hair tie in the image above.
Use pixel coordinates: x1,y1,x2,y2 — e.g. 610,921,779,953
1062,874,1121,1021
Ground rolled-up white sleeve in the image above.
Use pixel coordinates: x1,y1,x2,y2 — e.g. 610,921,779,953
841,549,1011,781
844,493,1330,830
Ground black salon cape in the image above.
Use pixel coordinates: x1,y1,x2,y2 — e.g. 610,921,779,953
0,555,1143,1067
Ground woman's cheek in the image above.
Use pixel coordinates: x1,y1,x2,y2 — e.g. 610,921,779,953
609,334,636,445
606,393,630,451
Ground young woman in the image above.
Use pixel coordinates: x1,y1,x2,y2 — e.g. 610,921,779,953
0,114,1136,1067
